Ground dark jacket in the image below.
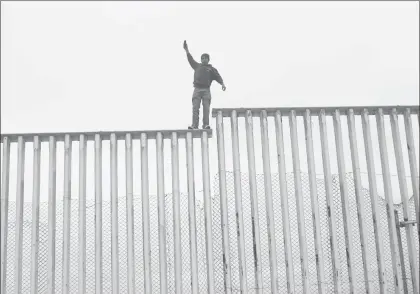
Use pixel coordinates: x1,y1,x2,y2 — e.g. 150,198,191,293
187,53,224,88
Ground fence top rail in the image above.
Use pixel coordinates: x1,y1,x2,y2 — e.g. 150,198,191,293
0,129,212,143
212,105,420,117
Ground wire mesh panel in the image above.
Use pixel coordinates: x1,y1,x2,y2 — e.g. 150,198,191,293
2,172,418,293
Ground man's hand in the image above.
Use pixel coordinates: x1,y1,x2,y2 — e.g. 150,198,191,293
183,40,189,53
222,84,226,91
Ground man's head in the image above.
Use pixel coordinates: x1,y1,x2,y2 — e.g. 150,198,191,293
201,53,210,65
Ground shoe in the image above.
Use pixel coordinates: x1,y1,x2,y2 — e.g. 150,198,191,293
188,125,198,130
202,125,211,130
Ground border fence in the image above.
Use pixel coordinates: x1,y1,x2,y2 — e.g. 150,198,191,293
1,106,419,293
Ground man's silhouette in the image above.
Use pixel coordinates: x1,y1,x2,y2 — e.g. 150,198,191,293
183,40,226,129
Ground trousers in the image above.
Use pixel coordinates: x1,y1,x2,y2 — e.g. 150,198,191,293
191,87,211,127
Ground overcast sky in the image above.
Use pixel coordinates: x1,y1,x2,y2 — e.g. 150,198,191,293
1,1,419,204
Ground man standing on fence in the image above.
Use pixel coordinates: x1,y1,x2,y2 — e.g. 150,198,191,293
183,40,226,130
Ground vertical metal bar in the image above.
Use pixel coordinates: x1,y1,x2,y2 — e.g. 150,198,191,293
244,110,263,293
376,108,403,292
303,110,326,294
125,133,136,294
94,134,103,294
347,109,373,293
186,132,199,294
216,112,233,294
260,110,279,293
360,109,388,293
403,108,420,239
171,132,183,294
394,210,408,294
141,133,153,294
318,110,342,293
332,110,357,293
333,110,358,292
14,136,25,294
230,110,249,293
110,133,120,293
0,136,10,294
289,110,310,293
62,134,71,294
47,136,57,294
156,132,167,293
389,109,419,293
201,131,215,293
274,110,295,293
78,134,87,293
30,136,41,293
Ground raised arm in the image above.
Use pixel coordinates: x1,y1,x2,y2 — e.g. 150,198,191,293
183,40,199,69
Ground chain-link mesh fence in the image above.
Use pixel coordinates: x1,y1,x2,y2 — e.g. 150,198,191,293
211,172,419,293
3,171,419,293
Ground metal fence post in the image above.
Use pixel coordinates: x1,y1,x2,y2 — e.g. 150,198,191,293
230,110,249,293
376,108,403,292
62,134,72,294
125,133,136,294
304,110,326,294
361,109,388,293
394,210,408,294
47,136,57,294
318,110,342,293
390,109,419,293
94,134,103,294
1,137,11,294
260,110,279,293
289,110,310,293
110,133,119,294
30,136,42,294
245,110,264,293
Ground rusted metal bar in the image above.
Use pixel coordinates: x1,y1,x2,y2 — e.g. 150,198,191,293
230,110,249,293
215,111,233,293
62,134,72,294
186,132,199,294
403,108,419,240
110,133,119,293
260,110,279,293
30,137,41,293
347,109,372,293
390,109,419,293
78,135,87,294
318,110,342,293
141,133,153,293
156,132,168,293
303,110,326,294
394,210,409,294
47,136,57,294
0,137,11,294
245,110,263,293
289,110,310,293
332,110,357,292
94,134,103,294
361,109,387,293
376,108,403,292
171,132,183,294
125,134,136,294
201,131,215,293
14,137,26,294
